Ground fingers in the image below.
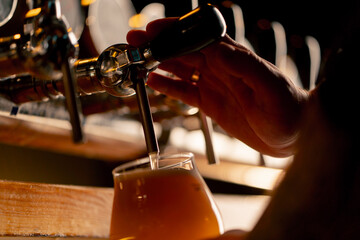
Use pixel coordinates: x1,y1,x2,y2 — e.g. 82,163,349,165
145,17,178,39
202,40,283,93
127,18,178,47
147,72,200,107
155,55,231,103
157,53,206,81
126,30,149,47
202,41,256,79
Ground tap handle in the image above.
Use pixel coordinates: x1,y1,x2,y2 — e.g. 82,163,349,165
149,4,226,61
61,57,84,143
50,0,84,143
131,65,159,157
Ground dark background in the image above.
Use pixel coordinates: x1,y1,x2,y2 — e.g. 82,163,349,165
130,0,350,49
1,0,352,88
130,0,353,89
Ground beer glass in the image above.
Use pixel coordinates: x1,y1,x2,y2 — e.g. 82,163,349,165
110,152,223,240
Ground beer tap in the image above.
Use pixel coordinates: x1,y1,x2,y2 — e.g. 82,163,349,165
78,3,226,164
1,3,226,163
1,3,226,98
0,0,83,142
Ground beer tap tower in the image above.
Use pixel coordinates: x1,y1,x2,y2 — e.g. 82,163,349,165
0,0,83,142
0,1,226,163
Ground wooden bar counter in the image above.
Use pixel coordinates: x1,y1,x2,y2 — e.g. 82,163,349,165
0,113,139,238
0,112,281,238
0,180,114,239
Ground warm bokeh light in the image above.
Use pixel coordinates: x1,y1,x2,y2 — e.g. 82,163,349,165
25,8,41,18
81,0,97,6
128,14,147,29
13,34,21,40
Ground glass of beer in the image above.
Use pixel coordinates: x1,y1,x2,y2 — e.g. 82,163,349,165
110,152,223,240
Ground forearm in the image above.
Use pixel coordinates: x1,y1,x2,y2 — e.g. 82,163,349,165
246,87,351,240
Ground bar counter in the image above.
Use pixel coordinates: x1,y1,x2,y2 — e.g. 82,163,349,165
0,180,113,239
0,112,275,238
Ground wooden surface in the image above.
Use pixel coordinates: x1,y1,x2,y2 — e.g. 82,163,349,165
0,180,113,238
0,112,146,162
194,153,283,191
0,179,271,239
0,112,282,238
0,112,283,190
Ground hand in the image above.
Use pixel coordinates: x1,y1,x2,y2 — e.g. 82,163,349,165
127,19,309,157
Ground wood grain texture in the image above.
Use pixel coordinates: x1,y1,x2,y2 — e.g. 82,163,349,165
0,180,114,238
0,113,146,162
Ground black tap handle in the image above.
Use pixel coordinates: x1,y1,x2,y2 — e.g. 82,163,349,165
149,4,226,61
61,57,84,143
131,66,159,156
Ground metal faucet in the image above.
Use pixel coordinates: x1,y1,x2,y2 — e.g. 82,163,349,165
0,0,83,142
0,3,226,164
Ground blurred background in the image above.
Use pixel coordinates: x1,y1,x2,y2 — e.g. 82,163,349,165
0,0,348,231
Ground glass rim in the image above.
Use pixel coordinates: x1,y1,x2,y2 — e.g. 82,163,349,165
112,152,194,176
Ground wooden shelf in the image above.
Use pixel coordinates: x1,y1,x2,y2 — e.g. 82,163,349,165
0,112,147,162
0,180,113,238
